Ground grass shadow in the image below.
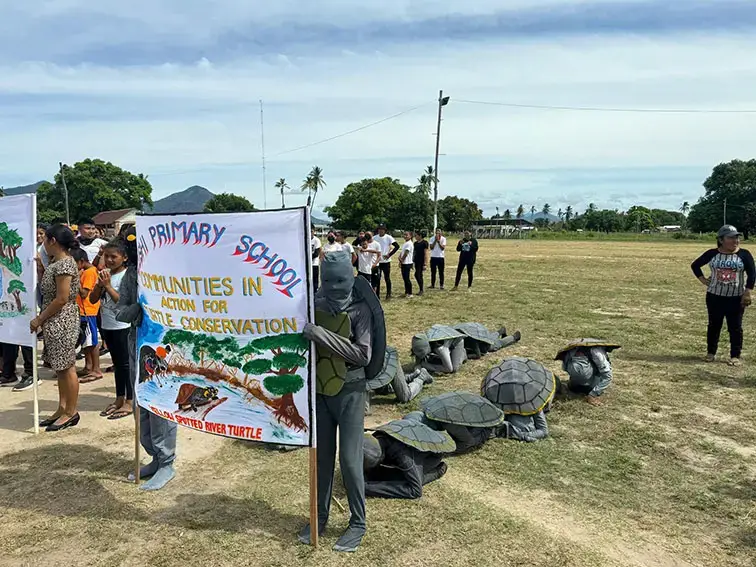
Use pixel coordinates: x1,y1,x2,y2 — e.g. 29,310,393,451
621,351,704,364
673,369,756,390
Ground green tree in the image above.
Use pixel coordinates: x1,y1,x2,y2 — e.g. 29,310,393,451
302,166,326,211
688,159,756,235
415,165,436,196
516,205,524,219
326,177,415,230
246,333,308,414
542,203,551,216
626,206,656,232
438,196,483,232
203,193,255,213
530,206,537,218
275,178,289,208
557,208,563,222
565,205,574,223
744,203,756,240
37,159,152,222
587,203,597,213
0,223,23,275
7,279,26,311
503,209,512,220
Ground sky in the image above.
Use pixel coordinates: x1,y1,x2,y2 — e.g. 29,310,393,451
1,0,755,218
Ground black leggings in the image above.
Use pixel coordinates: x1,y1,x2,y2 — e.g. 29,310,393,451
375,262,392,297
455,260,475,288
431,258,445,288
401,264,413,295
101,328,133,399
706,293,745,358
2,343,33,377
414,261,425,292
313,266,320,293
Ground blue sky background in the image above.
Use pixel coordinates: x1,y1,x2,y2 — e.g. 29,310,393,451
1,0,755,217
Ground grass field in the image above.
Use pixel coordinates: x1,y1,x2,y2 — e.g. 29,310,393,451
1,239,755,567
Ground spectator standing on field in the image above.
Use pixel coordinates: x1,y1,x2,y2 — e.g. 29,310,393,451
691,225,755,366
311,228,323,292
357,231,382,287
413,231,430,296
429,229,447,289
322,230,342,254
399,231,415,297
336,231,357,265
0,343,34,390
453,231,479,291
76,219,108,268
72,248,103,382
373,224,400,300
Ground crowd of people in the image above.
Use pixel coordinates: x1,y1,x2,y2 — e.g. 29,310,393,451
310,225,480,299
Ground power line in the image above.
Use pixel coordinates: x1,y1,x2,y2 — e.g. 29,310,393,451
269,101,432,159
455,99,756,114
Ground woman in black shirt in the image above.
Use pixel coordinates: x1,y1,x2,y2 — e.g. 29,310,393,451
453,231,479,290
413,231,429,296
691,225,754,365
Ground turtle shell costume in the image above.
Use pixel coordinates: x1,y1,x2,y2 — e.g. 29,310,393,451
363,417,454,499
454,322,521,359
301,250,386,552
421,391,504,454
365,346,433,413
555,338,620,399
412,324,467,374
481,357,555,442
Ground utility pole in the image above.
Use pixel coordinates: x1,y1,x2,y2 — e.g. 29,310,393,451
723,198,727,225
260,100,267,209
432,90,450,231
59,162,70,225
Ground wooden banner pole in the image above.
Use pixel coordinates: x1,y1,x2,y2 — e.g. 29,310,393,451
309,447,318,547
134,407,141,485
32,343,39,435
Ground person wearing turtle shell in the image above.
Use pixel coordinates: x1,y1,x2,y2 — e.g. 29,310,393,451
419,392,505,454
691,225,754,366
115,227,178,491
300,250,386,553
556,339,620,407
362,415,454,499
455,322,521,359
366,346,433,413
411,325,467,374
482,357,555,443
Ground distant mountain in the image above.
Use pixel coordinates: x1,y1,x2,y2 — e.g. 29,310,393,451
311,216,331,226
2,180,46,196
524,211,560,222
146,185,215,214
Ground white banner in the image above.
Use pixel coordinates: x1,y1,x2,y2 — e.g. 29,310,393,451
135,209,314,446
0,194,36,347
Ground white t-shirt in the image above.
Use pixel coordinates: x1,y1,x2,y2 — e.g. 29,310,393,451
38,244,50,268
429,235,447,259
400,241,414,265
79,238,108,263
322,242,343,254
100,269,130,330
341,242,355,256
373,234,397,263
311,236,322,267
358,241,381,274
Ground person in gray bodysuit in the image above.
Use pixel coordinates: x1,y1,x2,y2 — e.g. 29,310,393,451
561,346,613,407
412,334,467,374
363,415,449,500
114,228,178,491
369,346,433,406
498,412,549,443
299,250,384,553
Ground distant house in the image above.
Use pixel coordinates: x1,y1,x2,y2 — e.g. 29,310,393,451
93,208,137,237
659,225,682,233
472,217,535,238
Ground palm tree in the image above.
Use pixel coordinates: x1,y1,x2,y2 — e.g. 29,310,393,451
587,202,596,213
516,205,524,219
530,205,537,219
415,174,431,196
542,203,551,216
565,205,573,222
302,166,326,211
503,209,512,220
680,201,690,216
275,178,289,208
557,208,564,222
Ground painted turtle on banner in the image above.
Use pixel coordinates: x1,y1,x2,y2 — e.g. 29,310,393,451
555,338,621,361
421,391,505,428
370,418,457,454
367,346,400,391
481,357,556,416
139,345,170,384
175,384,219,412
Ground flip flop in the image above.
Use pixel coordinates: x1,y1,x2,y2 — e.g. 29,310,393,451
76,368,91,377
108,409,133,420
100,403,119,417
79,374,103,384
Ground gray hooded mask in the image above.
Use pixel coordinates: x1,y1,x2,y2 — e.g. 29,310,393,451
315,250,354,315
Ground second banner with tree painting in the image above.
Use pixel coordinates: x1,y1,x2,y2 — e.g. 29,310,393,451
135,209,314,446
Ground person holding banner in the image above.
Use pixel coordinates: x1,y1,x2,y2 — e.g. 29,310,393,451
115,227,178,491
32,224,82,432
299,250,386,553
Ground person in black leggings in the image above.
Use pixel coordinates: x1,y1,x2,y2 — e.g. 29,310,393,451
399,231,415,297
453,231,479,290
691,225,754,366
413,231,429,296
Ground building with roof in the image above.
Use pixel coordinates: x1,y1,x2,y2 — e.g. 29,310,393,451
93,208,137,237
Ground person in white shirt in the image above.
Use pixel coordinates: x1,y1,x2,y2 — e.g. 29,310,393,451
77,219,108,267
311,228,323,292
399,231,415,297
322,230,343,255
357,231,382,288
336,231,357,266
372,224,400,300
429,228,447,290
